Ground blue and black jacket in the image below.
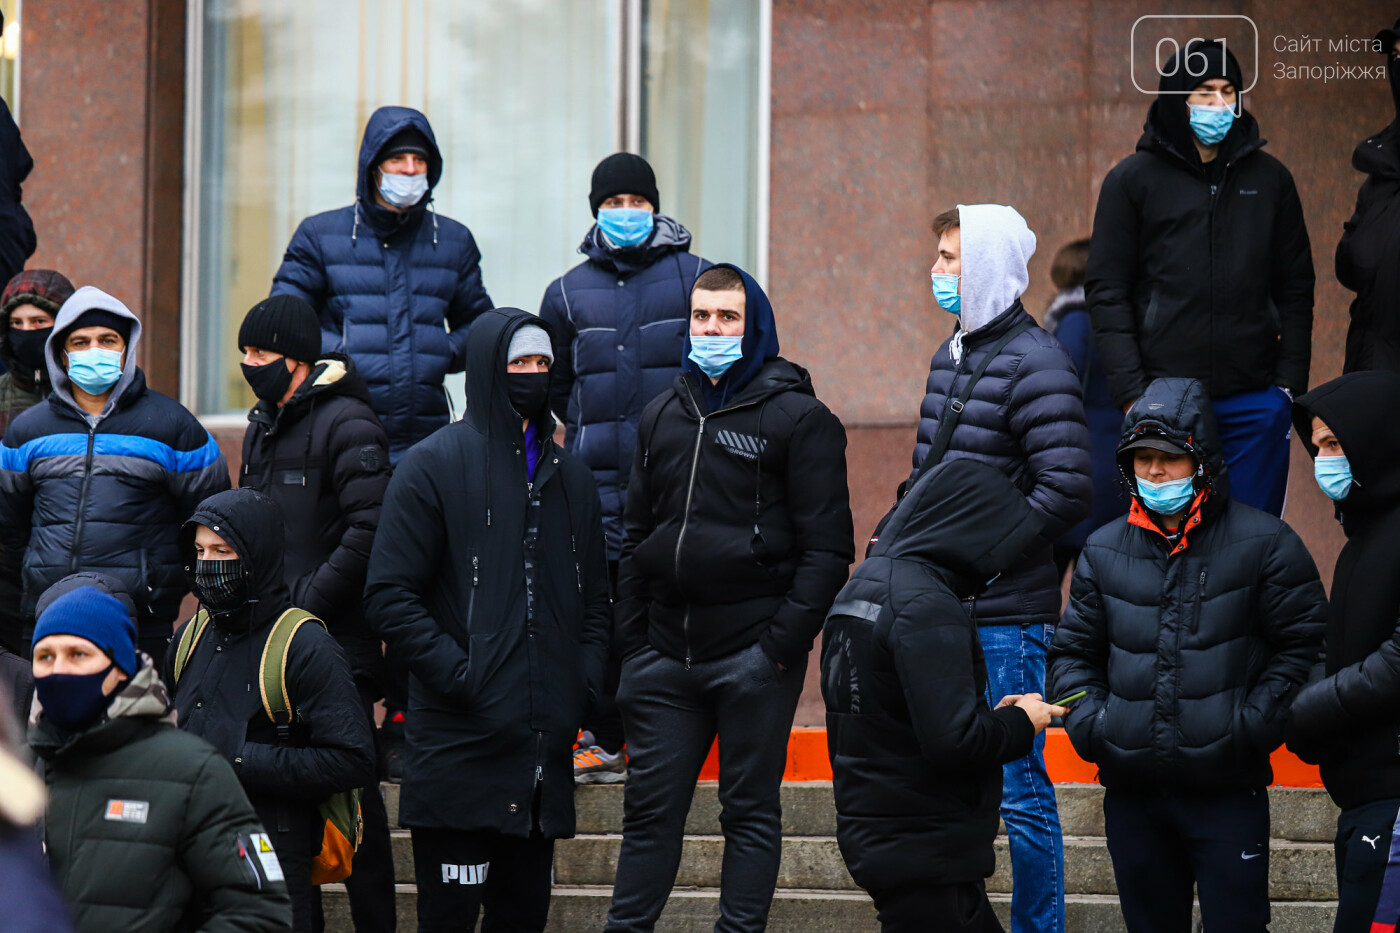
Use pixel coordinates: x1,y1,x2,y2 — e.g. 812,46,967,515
271,106,494,462
0,288,229,640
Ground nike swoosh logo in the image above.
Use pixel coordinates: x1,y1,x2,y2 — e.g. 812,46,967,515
1240,852,1262,860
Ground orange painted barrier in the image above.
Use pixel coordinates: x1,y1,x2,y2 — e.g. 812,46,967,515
696,727,1325,787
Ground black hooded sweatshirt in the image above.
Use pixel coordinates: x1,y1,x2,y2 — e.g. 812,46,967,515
1337,53,1400,373
1087,40,1314,405
239,353,391,685
364,307,611,839
1287,372,1400,808
1048,377,1326,792
821,459,1042,891
615,265,855,669
164,488,375,858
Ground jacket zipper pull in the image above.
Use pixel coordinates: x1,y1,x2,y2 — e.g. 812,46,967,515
684,655,692,671
472,555,479,587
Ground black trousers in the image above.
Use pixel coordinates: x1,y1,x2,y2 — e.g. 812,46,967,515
410,826,555,933
869,882,1003,933
604,641,807,933
1333,797,1400,933
580,560,625,752
336,684,398,932
1103,786,1270,933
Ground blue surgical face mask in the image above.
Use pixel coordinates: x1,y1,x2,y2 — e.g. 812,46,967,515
596,208,655,249
1137,475,1196,516
66,347,123,395
378,171,429,209
688,335,743,380
35,664,116,732
931,272,961,315
1188,103,1235,147
1314,455,1354,501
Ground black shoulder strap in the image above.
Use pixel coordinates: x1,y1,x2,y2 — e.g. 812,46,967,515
919,320,1034,476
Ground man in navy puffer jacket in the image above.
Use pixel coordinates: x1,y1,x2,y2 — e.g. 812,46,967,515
905,203,1091,933
271,105,493,463
539,153,711,779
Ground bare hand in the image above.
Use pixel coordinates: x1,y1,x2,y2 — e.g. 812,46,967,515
997,693,1067,735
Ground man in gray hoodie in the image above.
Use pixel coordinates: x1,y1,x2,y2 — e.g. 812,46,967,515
902,203,1092,933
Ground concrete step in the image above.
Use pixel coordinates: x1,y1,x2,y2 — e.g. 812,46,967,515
320,884,1339,933
384,829,1337,900
381,781,1340,843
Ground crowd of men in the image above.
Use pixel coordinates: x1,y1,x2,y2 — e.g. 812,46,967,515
2,27,1400,933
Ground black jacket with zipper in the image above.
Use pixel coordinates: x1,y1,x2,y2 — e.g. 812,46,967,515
1047,377,1326,792
364,308,611,839
822,459,1041,891
165,488,375,862
1087,61,1314,406
1288,373,1400,809
616,266,855,670
239,353,391,685
1338,122,1400,373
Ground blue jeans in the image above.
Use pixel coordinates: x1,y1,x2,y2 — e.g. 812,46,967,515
979,622,1065,933
1211,386,1292,518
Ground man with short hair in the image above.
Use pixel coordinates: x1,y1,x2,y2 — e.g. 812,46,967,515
236,293,396,932
1088,39,1314,516
0,287,230,659
910,203,1091,933
1049,376,1326,933
604,263,854,932
539,151,713,784
272,106,493,464
30,585,292,933
1286,371,1400,932
366,309,611,933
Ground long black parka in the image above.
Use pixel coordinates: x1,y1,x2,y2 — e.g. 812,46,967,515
364,307,611,838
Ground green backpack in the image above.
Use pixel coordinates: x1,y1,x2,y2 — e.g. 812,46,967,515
173,607,364,884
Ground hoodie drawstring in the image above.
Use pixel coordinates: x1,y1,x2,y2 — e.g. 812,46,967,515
429,202,439,248
351,205,360,247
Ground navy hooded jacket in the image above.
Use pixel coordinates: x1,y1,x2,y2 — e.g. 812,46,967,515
271,106,494,462
0,288,230,641
539,216,711,560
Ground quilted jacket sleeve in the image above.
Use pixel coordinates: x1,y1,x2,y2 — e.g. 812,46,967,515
1006,343,1093,542
1047,546,1112,763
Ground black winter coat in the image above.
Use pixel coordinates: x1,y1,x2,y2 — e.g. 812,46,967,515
1288,373,1400,808
908,301,1091,628
0,291,230,641
270,106,493,462
539,217,711,560
1087,91,1314,405
1048,377,1326,792
31,657,292,933
364,308,611,839
0,98,35,287
1338,124,1400,373
239,354,391,683
617,268,855,669
166,489,375,859
822,459,1041,890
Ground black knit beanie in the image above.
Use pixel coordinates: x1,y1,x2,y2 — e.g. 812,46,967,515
63,308,131,344
589,152,660,216
238,295,321,363
379,128,431,162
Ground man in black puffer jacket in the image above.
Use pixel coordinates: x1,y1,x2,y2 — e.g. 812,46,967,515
0,287,230,659
1048,376,1326,933
1088,40,1313,518
909,202,1089,933
166,488,376,933
31,586,291,933
823,459,1065,933
1286,371,1400,932
606,263,854,933
365,309,611,933
235,294,396,932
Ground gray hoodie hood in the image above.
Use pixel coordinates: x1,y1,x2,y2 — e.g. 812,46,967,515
45,286,143,420
956,203,1037,334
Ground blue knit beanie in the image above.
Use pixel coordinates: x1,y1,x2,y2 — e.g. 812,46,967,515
32,587,139,676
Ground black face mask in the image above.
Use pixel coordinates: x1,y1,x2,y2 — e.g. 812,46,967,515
194,558,248,613
241,359,296,403
506,372,551,421
8,326,51,374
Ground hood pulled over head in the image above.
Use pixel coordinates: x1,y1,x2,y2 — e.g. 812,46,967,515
1295,371,1400,512
357,106,443,209
955,204,1037,333
179,488,289,625
46,286,143,411
872,458,1044,594
1147,39,1251,164
682,263,780,403
463,307,557,438
1117,377,1228,504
